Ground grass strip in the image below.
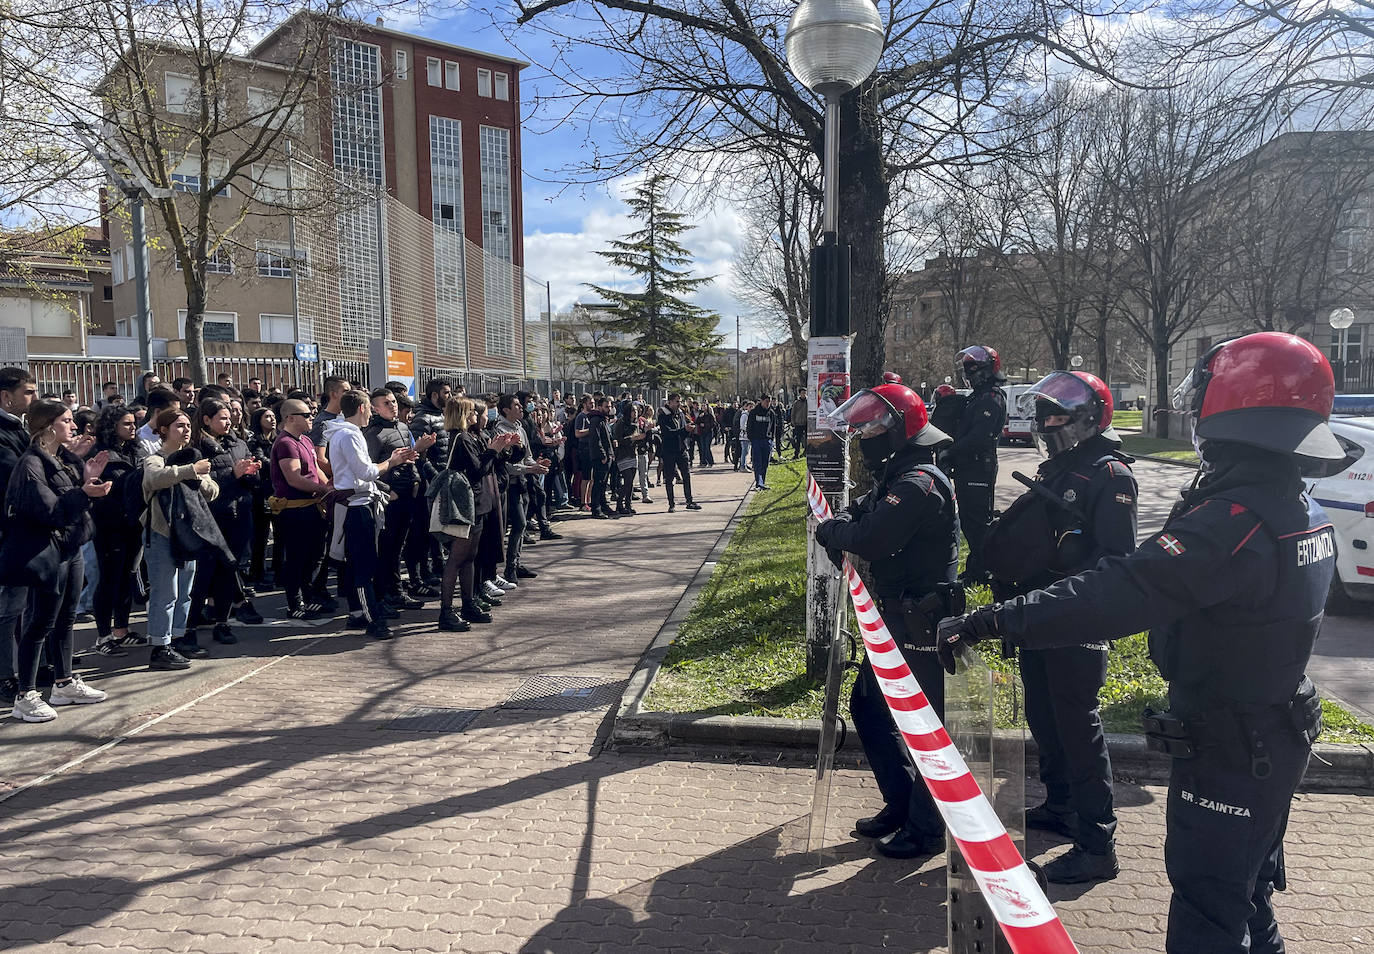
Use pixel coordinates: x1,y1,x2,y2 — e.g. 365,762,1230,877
644,456,1374,745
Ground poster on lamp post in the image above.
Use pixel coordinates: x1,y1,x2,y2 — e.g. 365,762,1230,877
806,336,851,499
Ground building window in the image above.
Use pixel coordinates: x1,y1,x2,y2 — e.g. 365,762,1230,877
445,61,460,90
426,57,441,86
480,125,514,359
102,285,113,302
255,241,303,278
494,72,509,101
170,156,231,197
175,246,233,275
330,37,386,349
430,115,467,359
177,309,237,342
477,68,492,97
251,164,290,205
112,251,124,285
165,72,196,113
395,50,409,80
0,297,71,337
259,314,295,343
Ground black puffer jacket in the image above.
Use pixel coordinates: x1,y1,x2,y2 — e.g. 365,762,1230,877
410,399,451,473
90,440,148,536
195,433,255,518
4,444,94,561
0,411,31,541
363,416,429,497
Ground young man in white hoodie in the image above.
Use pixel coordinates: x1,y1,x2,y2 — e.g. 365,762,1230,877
324,390,416,640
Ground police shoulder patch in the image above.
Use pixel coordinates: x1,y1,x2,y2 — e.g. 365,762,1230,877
884,493,902,506
1115,492,1133,505
1062,489,1078,503
1157,533,1185,555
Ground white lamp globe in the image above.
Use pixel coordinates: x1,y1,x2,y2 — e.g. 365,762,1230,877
785,0,885,97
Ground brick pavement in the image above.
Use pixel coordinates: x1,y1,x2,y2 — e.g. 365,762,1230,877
2,463,1373,953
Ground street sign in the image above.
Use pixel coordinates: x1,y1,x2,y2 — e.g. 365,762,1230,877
294,342,319,362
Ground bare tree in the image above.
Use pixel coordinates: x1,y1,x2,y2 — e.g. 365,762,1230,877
509,0,1134,386
732,148,817,376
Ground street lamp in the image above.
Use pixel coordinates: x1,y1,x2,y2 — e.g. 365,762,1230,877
1330,307,1355,392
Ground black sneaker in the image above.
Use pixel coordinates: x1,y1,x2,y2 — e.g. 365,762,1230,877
149,646,192,671
286,605,326,621
379,604,401,620
855,805,906,839
235,602,264,625
876,829,946,860
310,594,340,614
1025,803,1078,839
686,502,702,510
460,604,493,624
437,610,471,633
514,566,538,579
93,636,128,657
345,614,369,630
386,593,424,610
408,582,439,598
0,677,17,707
592,511,611,519
212,623,238,645
174,634,209,659
668,504,676,513
539,529,563,540
366,621,394,640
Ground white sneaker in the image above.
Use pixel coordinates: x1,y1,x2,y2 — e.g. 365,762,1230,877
482,580,506,600
49,675,108,706
11,690,57,722
494,575,517,591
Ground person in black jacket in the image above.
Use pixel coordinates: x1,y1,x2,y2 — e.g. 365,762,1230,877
247,406,280,588
363,388,437,609
938,333,1343,954
746,395,776,490
436,397,522,631
409,377,454,585
585,397,616,518
4,400,113,723
611,400,640,515
812,383,959,859
0,367,38,707
657,394,701,512
186,398,261,648
984,370,1138,884
947,345,1007,583
89,406,150,658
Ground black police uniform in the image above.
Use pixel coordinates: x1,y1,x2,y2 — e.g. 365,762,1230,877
947,383,1005,579
986,434,1137,858
989,449,1328,953
816,443,960,847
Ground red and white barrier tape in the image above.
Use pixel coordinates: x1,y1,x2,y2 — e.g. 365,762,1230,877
808,475,1078,954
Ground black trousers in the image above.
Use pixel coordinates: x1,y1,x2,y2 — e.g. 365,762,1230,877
590,462,611,515
849,602,946,839
343,505,383,621
955,472,995,577
1020,645,1117,853
1164,719,1309,953
504,487,528,575
276,504,325,607
377,490,424,598
17,557,81,692
94,527,141,639
662,454,693,507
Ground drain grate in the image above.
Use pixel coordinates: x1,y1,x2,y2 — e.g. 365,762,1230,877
501,675,626,712
384,706,482,733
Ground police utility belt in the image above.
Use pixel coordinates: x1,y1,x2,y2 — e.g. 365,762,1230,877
898,582,967,651
1141,680,1322,779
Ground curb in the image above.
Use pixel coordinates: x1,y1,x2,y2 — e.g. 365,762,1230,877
611,482,760,749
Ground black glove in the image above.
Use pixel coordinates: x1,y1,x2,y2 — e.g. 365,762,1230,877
814,515,847,548
936,606,1001,675
826,546,846,571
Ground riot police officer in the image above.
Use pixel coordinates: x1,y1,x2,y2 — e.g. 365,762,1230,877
928,384,965,472
947,346,1007,582
814,383,962,859
938,332,1343,953
983,370,1137,883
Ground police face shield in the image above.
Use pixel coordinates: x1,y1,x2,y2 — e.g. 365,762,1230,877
826,390,900,438
1021,371,1109,457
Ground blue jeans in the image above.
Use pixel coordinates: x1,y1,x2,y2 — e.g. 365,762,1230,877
145,532,196,647
75,540,99,614
751,439,772,487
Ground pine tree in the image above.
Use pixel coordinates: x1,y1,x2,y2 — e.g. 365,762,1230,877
583,176,725,390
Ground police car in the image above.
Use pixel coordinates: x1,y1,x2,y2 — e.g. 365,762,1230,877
1001,383,1035,445
1307,396,1374,611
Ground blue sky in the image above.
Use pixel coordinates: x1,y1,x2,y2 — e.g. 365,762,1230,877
402,3,778,349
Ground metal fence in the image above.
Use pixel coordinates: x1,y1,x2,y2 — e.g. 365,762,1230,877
25,356,322,406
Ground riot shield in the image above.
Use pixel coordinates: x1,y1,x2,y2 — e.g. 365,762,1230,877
946,644,1026,954
805,599,848,858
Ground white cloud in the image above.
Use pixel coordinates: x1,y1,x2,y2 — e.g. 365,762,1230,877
522,174,772,343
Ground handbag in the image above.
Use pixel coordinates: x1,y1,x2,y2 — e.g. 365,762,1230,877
427,436,473,538
0,524,62,587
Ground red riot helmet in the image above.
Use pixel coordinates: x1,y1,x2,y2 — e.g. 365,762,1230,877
957,345,1002,387
882,371,903,385
827,383,949,463
1021,370,1118,457
934,384,957,399
1172,331,1343,467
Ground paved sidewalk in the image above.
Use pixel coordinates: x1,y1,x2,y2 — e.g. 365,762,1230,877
2,463,1373,953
